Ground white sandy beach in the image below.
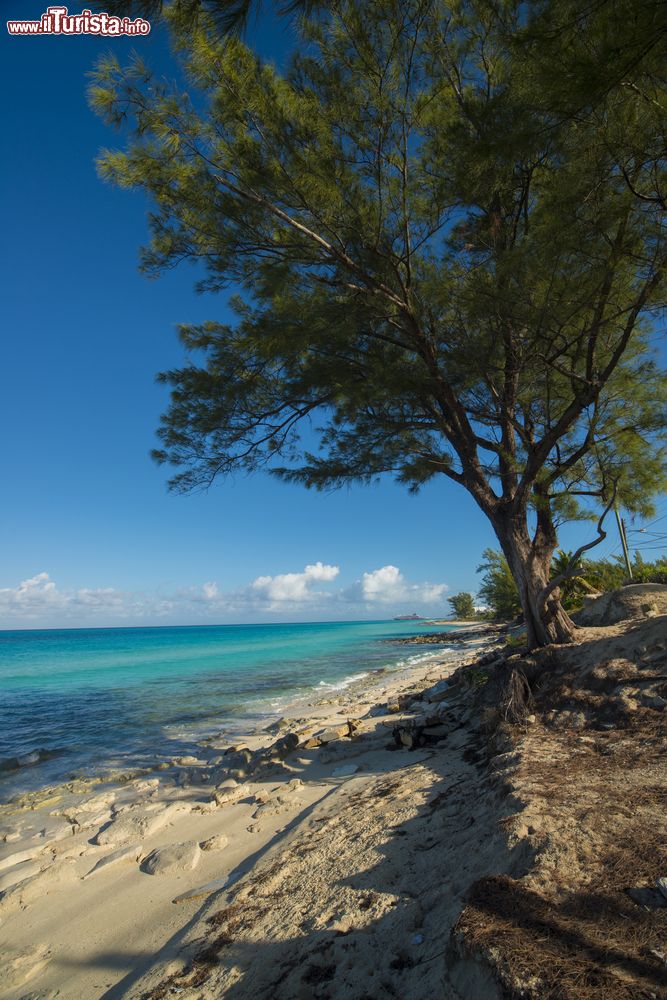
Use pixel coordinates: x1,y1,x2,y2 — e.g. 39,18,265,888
0,629,506,999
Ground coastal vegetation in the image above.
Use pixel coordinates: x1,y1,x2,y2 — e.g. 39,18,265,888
476,549,523,621
447,592,476,620
90,1,666,647
476,546,667,619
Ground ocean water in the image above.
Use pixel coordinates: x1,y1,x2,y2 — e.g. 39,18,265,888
0,619,454,799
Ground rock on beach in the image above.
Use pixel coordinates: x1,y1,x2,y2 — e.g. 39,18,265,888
82,843,143,880
93,802,188,846
141,841,201,876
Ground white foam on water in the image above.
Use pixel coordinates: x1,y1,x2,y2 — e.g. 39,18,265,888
380,646,460,672
316,671,370,692
153,641,463,751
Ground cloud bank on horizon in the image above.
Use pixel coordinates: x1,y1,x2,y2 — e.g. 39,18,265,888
0,563,449,628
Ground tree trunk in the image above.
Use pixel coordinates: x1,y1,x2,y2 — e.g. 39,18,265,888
494,515,577,648
511,551,576,648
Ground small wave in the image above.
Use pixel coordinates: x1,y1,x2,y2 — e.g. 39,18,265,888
380,647,459,672
316,671,370,692
0,747,64,774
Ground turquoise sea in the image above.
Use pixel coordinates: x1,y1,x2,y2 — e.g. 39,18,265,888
0,619,455,799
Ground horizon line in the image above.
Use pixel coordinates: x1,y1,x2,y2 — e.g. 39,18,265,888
0,615,452,635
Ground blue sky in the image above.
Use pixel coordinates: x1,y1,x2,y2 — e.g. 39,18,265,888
1,2,664,629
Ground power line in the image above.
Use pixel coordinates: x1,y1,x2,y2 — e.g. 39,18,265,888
633,511,667,531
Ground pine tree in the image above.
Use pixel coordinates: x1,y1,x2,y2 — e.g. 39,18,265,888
90,1,667,647
448,593,476,620
95,0,317,34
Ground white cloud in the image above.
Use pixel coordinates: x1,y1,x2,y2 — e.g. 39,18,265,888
360,565,404,601
0,573,129,620
345,565,448,606
0,562,448,628
250,562,340,603
8,572,58,603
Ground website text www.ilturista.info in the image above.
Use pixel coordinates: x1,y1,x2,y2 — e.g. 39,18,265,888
7,6,150,35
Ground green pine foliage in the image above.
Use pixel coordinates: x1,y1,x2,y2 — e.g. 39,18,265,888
447,592,476,619
94,0,318,35
89,0,667,644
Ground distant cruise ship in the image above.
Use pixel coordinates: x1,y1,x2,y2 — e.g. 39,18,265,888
392,612,425,621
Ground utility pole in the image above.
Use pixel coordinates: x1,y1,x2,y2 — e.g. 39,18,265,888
615,506,633,581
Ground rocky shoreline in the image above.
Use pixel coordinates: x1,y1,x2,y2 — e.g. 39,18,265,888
386,623,509,645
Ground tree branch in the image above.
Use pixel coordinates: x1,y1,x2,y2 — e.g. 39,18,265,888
539,484,617,608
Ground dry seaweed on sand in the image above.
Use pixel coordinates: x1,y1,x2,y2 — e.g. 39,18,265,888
455,615,667,1000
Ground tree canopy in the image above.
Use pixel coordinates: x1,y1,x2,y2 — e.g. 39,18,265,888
90,0,666,647
447,592,476,620
96,0,318,34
